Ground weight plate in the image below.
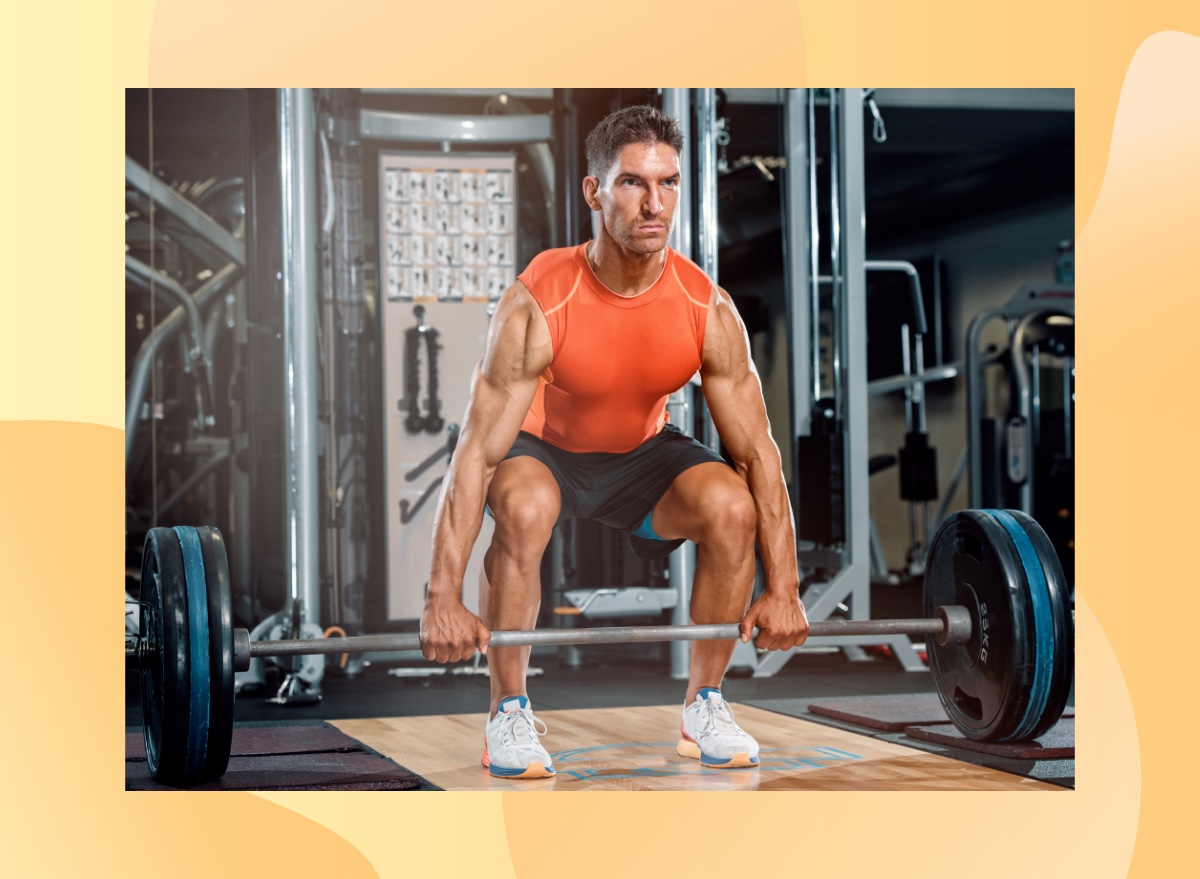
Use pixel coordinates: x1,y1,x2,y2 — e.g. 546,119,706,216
1003,509,1074,740
139,528,191,784
197,526,235,783
173,526,211,783
923,510,1069,742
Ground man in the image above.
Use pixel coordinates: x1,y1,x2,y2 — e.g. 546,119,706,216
420,105,809,779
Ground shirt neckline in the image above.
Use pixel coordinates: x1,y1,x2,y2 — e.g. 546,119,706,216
574,242,674,309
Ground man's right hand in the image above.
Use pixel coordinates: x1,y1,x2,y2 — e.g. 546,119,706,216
419,595,492,663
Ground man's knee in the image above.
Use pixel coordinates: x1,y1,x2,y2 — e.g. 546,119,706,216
699,479,756,547
490,482,560,542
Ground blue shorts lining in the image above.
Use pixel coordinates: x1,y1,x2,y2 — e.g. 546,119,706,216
632,510,666,541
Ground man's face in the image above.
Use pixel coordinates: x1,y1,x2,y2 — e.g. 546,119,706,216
585,141,681,255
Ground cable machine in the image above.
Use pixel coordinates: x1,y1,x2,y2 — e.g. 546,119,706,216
758,88,926,675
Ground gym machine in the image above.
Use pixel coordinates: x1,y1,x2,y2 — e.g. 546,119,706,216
967,284,1075,584
758,88,929,675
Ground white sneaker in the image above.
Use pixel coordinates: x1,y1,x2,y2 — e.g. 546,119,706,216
482,695,555,778
677,688,760,768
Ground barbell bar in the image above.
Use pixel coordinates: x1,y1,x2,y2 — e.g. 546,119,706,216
129,610,972,670
133,509,1073,787
222,606,972,670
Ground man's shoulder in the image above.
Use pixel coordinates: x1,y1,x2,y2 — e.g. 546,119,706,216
667,248,716,302
521,244,581,278
518,245,584,312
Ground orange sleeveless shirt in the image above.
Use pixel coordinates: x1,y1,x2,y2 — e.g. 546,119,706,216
517,243,713,453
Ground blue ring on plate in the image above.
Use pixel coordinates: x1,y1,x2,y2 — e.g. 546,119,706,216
173,526,211,779
985,510,1053,741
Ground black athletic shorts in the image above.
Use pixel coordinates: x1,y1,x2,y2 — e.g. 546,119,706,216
500,422,727,560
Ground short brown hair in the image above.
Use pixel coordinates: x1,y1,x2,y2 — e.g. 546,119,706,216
585,105,684,181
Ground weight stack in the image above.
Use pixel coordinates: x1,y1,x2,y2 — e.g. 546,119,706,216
797,431,845,545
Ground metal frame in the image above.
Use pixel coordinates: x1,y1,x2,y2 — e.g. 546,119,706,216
125,153,247,470
660,88,714,679
662,89,694,680
663,89,693,256
693,89,720,281
763,89,926,676
125,155,245,267
124,264,242,465
868,362,962,396
278,89,323,673
124,255,209,358
360,109,552,145
361,88,553,100
786,89,814,446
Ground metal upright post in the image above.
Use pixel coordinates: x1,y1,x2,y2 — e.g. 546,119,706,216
784,89,814,496
552,89,581,249
279,88,323,679
838,88,871,625
321,91,370,648
662,89,692,257
230,272,252,611
693,88,722,451
662,88,697,680
694,89,719,283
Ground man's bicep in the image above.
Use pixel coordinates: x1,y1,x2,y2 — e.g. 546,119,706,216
700,287,754,378
700,289,773,461
462,366,538,464
703,370,774,463
458,284,550,466
481,282,552,382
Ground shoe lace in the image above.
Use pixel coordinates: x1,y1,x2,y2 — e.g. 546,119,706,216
499,708,548,749
699,697,742,738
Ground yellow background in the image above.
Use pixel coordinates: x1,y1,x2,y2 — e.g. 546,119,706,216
2,1,1197,875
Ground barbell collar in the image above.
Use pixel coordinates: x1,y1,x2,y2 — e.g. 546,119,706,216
935,604,973,648
233,626,251,674
236,608,968,670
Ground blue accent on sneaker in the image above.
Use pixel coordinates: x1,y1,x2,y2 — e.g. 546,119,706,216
489,762,553,777
696,687,722,701
498,695,530,713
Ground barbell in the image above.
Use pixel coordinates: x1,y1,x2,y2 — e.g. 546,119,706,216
129,509,1073,787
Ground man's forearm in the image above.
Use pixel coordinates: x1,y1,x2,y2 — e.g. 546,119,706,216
426,455,493,601
741,452,802,596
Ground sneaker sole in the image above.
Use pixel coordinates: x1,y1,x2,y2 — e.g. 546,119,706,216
486,762,555,779
676,737,759,769
482,736,555,779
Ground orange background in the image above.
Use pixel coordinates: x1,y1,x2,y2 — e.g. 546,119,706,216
2,2,1198,876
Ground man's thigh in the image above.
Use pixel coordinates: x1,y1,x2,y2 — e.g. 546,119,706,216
649,461,753,543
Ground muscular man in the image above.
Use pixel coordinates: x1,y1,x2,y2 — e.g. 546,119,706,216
420,105,809,779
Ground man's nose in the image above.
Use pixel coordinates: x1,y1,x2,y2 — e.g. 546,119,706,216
644,186,663,215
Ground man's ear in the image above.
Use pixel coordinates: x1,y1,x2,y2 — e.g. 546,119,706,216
582,175,601,211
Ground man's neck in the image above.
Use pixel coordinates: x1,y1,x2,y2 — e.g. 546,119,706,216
585,235,669,298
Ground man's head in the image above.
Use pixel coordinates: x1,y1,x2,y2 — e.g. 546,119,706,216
583,106,684,257
585,105,684,183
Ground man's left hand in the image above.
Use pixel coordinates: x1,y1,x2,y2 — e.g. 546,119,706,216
738,591,809,651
